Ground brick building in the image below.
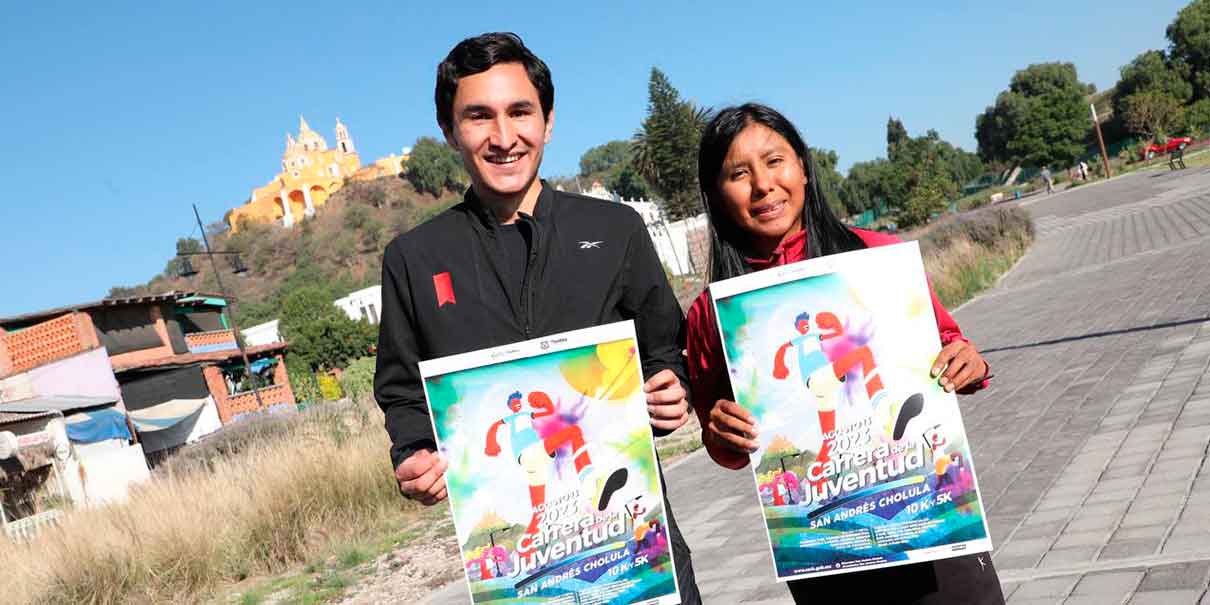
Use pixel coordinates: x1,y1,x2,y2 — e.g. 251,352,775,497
0,291,296,459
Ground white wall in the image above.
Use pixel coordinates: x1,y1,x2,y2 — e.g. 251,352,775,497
70,443,151,507
334,285,383,324
242,320,282,347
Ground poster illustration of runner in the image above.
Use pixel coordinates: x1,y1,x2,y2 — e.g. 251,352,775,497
420,321,680,605
710,241,992,581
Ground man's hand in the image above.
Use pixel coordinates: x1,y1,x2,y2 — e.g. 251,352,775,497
395,449,448,505
931,340,989,393
644,369,691,432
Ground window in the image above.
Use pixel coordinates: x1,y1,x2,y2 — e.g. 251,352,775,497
221,363,274,395
368,304,379,324
360,306,369,322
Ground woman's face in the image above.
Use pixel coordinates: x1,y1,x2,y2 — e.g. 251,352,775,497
715,123,806,255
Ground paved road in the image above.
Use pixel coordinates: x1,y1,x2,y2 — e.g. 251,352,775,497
425,166,1210,604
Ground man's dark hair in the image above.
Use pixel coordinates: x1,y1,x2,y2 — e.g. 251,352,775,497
435,32,554,132
697,103,866,282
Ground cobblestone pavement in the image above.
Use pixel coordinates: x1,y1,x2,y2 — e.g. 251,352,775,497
425,167,1210,604
963,168,1210,604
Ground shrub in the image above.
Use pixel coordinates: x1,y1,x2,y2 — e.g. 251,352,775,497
913,206,1034,308
339,357,376,402
317,374,343,401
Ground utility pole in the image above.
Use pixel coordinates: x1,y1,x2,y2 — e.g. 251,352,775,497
192,204,265,411
1091,103,1113,179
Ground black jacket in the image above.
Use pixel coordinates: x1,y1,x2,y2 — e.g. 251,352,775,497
374,184,689,468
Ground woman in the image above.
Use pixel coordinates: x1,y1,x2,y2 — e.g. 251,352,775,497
685,103,1002,604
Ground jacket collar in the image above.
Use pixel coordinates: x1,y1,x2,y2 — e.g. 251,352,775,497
745,229,808,270
464,180,555,230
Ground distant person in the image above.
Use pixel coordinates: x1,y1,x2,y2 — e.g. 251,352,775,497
1079,160,1089,181
1041,166,1054,194
373,32,702,602
683,103,1002,604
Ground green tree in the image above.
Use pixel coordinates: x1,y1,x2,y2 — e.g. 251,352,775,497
1114,50,1194,108
632,68,709,220
1168,0,1210,98
975,62,1091,167
278,286,375,372
404,137,466,196
840,120,977,221
840,159,894,215
606,162,652,200
898,168,954,229
886,117,909,160
808,148,848,217
107,285,146,298
579,140,631,176
163,237,203,278
1186,98,1210,137
1120,90,1186,140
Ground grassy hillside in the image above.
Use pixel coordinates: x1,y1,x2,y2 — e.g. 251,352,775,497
111,176,461,327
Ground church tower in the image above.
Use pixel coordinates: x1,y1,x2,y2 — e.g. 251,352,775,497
335,117,356,154
297,115,327,152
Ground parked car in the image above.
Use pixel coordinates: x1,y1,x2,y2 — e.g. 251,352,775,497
1142,137,1192,160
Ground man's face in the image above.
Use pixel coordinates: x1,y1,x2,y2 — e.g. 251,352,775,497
508,396,522,412
795,319,810,334
444,62,553,203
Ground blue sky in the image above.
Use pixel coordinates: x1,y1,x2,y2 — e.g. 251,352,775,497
0,0,1186,317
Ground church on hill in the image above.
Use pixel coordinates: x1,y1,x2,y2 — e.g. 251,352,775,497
225,116,408,232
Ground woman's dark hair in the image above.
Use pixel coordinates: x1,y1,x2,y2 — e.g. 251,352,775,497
698,103,865,282
435,32,554,132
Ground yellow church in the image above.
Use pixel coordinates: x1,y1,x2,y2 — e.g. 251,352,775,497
226,116,407,232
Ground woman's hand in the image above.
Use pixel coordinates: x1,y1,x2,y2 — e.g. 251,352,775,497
704,399,759,469
931,340,989,393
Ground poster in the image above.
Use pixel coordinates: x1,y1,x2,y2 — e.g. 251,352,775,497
420,321,680,605
710,241,992,581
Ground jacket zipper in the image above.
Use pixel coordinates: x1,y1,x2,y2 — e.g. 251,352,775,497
520,215,540,338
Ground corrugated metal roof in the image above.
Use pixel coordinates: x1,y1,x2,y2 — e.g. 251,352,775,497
111,341,288,373
0,410,57,425
0,395,118,414
0,291,229,327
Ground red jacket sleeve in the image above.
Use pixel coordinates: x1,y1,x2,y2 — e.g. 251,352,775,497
686,293,728,419
685,292,749,469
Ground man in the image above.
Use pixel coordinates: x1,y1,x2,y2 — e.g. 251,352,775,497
1041,166,1054,194
374,32,702,602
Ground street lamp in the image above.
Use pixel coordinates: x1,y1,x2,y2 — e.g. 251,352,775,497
178,257,199,277
175,250,249,277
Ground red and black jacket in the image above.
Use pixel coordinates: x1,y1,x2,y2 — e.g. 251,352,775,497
374,184,688,468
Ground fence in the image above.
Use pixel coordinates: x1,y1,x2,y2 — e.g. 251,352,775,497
2,509,63,543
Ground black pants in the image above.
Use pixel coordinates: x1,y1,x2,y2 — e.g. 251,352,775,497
787,554,1004,605
658,462,703,605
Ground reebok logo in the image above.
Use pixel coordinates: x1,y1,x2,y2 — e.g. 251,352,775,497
578,241,602,249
